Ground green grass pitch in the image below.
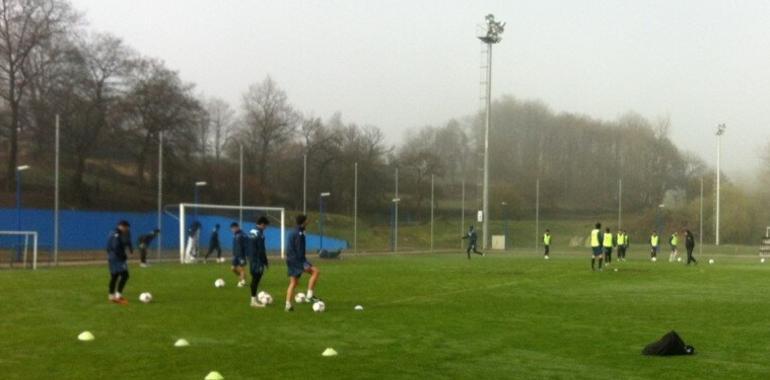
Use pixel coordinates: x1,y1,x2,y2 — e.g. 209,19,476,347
2,250,770,379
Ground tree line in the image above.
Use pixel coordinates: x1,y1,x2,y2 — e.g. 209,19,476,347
1,0,767,243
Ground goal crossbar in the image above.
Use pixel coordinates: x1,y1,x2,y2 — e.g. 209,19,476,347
178,203,285,263
0,231,38,270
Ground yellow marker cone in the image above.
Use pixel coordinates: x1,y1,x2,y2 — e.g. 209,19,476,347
204,371,224,380
77,331,95,341
174,338,190,347
321,347,338,357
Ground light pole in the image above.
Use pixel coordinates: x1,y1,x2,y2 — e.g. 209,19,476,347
354,162,358,254
699,177,704,256
535,178,540,250
239,144,244,224
303,153,308,214
391,197,400,252
617,178,622,229
715,124,726,246
501,201,509,250
157,131,164,260
477,13,505,250
15,165,30,262
319,192,331,251
194,181,207,222
657,204,665,237
430,174,435,252
54,114,60,265
460,177,466,249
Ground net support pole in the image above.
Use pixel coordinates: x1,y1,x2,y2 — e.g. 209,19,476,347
54,114,60,265
179,204,186,264
157,131,163,261
32,232,38,270
239,144,244,224
280,210,285,259
430,174,434,252
353,162,358,254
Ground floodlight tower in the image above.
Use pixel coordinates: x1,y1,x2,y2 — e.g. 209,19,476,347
478,14,505,249
715,123,726,246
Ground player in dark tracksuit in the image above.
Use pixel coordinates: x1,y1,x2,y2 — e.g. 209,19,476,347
107,220,133,304
462,225,484,259
685,229,697,265
285,214,321,311
230,223,248,287
204,224,222,262
247,217,270,308
136,229,160,267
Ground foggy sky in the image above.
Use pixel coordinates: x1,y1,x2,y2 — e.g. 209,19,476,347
71,0,770,176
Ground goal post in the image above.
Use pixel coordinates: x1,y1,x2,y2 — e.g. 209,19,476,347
177,203,285,263
0,231,38,270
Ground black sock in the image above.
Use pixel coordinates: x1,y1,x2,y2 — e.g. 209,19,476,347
109,273,119,294
591,258,595,269
250,271,263,297
117,271,129,293
598,258,603,269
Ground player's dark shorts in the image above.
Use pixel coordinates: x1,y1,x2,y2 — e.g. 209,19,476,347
232,256,246,267
604,247,613,255
651,246,659,253
108,260,128,274
592,246,602,256
287,260,312,277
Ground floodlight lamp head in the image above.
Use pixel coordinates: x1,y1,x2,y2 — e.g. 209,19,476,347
478,14,505,44
16,165,30,172
320,192,331,197
195,181,207,187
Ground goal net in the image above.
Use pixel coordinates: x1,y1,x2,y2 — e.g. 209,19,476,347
175,203,285,264
0,231,39,270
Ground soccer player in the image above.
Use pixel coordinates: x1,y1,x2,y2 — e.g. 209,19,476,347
650,231,660,260
543,229,551,259
462,225,484,259
684,229,697,265
107,220,133,304
184,220,202,263
590,223,604,271
204,224,223,263
617,230,629,261
230,222,247,287
603,227,614,265
247,217,270,308
136,228,159,268
285,214,321,312
669,231,680,262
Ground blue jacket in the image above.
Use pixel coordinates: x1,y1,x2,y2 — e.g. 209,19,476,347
287,226,306,264
209,228,220,245
107,229,132,262
232,229,247,259
247,229,269,269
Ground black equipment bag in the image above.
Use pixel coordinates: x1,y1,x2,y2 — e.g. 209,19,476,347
642,331,695,356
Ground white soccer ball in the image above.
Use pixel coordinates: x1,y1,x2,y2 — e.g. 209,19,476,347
294,292,306,303
651,257,657,262
312,301,326,313
708,259,715,264
214,279,226,288
677,257,682,263
354,305,364,311
139,292,153,303
544,256,550,260
258,292,273,304
761,258,766,264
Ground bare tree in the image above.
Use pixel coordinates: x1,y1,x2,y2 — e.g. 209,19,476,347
0,0,76,190
239,76,298,195
205,97,234,162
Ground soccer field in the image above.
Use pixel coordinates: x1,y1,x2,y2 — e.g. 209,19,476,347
2,250,770,379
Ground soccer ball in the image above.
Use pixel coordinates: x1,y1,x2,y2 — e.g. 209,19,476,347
651,257,657,262
139,292,153,303
544,256,550,260
708,259,715,265
258,292,273,305
294,292,306,303
312,301,326,313
354,305,364,311
677,257,682,262
214,279,226,288
761,258,766,264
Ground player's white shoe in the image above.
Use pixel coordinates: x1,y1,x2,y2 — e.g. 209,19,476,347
250,300,266,308
237,280,246,288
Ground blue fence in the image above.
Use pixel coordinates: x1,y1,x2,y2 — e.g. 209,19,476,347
0,208,348,253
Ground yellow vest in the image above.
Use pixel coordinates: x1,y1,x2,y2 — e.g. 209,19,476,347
671,234,679,246
543,234,551,245
590,229,601,247
651,235,659,246
603,233,613,248
617,233,625,245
